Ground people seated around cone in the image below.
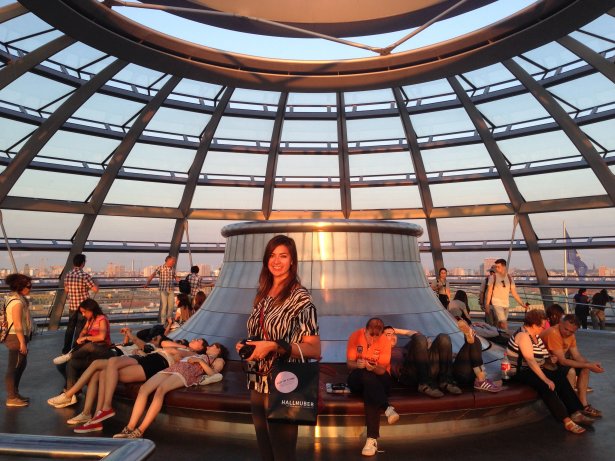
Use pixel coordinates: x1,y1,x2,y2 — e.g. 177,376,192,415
384,320,500,397
447,290,472,325
544,303,565,329
346,318,398,457
540,313,604,418
164,293,192,335
113,343,228,439
192,291,207,312
506,310,595,434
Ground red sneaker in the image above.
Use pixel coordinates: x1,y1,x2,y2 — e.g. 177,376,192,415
74,421,103,433
89,408,115,424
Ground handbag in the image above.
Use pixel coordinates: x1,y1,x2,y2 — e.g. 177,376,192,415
267,344,319,426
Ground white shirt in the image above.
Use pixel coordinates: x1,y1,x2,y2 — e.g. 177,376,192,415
489,273,514,307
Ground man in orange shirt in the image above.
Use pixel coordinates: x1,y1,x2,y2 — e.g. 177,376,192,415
347,317,398,457
540,314,604,418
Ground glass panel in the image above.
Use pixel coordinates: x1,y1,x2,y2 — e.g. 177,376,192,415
344,89,394,106
0,13,60,51
281,120,338,145
430,179,510,206
529,208,615,239
9,250,70,278
351,185,422,209
104,179,184,207
201,151,267,177
9,170,98,201
112,64,164,89
214,116,274,142
145,107,211,137
276,154,339,178
475,93,550,127
580,120,615,151
349,152,414,176
497,130,579,164
184,219,239,241
422,144,493,172
0,72,73,109
0,119,35,151
409,108,475,137
515,169,606,201
171,78,222,104
272,188,340,211
539,249,614,275
0,210,82,238
37,130,121,164
568,30,614,54
192,186,263,209
462,62,515,88
573,14,615,52
287,93,337,112
346,117,405,143
72,94,145,127
438,215,517,241
123,143,196,173
403,79,454,100
230,88,280,106
520,42,578,69
397,218,429,242
548,74,615,110
48,42,106,70
89,216,175,241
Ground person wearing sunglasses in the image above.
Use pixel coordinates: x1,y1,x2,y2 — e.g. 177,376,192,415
484,259,528,332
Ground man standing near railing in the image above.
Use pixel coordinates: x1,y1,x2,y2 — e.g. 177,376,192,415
144,255,179,322
484,258,528,332
62,254,98,354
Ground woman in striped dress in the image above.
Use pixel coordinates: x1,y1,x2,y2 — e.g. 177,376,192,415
506,309,593,434
235,235,320,461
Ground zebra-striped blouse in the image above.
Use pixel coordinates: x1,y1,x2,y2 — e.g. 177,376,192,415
506,327,548,374
246,286,319,393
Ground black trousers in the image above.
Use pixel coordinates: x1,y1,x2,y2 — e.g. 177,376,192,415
399,334,453,387
250,390,299,461
347,368,392,439
63,309,85,354
513,367,583,421
452,340,484,386
4,335,28,399
65,342,113,388
574,306,589,329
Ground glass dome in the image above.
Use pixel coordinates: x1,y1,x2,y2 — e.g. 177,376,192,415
0,0,614,302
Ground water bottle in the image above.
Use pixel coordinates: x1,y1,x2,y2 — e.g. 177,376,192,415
356,345,363,361
501,352,511,381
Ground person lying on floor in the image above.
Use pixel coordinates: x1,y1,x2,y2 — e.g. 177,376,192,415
113,343,228,439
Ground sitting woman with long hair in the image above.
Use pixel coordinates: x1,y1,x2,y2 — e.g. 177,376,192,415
113,342,228,438
506,309,594,434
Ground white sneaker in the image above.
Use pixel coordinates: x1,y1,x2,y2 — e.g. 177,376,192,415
47,392,77,408
53,352,72,365
361,437,377,457
385,405,399,424
67,412,92,425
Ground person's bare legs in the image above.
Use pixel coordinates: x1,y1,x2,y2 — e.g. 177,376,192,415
101,356,140,410
80,371,100,416
63,359,108,398
124,373,169,431
576,368,590,407
136,375,183,434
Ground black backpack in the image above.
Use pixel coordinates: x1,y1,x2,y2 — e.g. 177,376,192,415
178,275,191,295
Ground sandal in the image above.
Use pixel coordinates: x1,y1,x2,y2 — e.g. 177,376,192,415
564,420,586,434
583,405,602,418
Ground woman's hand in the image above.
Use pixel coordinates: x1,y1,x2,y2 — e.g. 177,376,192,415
544,378,555,391
76,336,88,345
244,340,277,361
186,356,201,364
19,341,27,355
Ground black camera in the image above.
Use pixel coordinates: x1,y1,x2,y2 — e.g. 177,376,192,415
238,336,259,360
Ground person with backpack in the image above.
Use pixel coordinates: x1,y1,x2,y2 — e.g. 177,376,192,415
478,266,496,326
484,259,528,332
2,273,33,407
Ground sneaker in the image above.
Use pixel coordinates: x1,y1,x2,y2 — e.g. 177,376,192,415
384,405,399,424
74,421,103,433
418,383,444,399
113,427,142,439
474,378,502,393
67,412,92,425
582,405,602,418
53,352,72,365
47,393,77,409
89,408,116,424
6,397,29,407
440,382,463,395
361,437,377,457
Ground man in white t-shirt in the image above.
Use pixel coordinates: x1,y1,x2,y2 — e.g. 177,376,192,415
485,258,528,331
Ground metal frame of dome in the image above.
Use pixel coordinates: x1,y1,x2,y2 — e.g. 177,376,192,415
20,0,615,91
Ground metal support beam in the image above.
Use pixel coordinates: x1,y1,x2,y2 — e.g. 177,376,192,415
503,58,615,203
0,59,127,204
336,92,352,218
393,87,443,269
262,92,287,220
558,35,615,85
0,34,75,91
448,75,551,302
169,86,234,256
48,75,180,329
0,2,27,24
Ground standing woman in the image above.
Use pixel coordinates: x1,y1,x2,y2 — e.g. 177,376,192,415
3,273,33,407
432,268,451,308
236,235,320,461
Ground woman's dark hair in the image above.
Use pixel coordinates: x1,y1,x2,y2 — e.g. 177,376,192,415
254,235,300,307
453,290,468,306
193,291,206,310
212,342,229,363
545,304,565,325
192,337,208,353
5,273,32,293
577,288,586,295
438,267,447,275
79,298,104,317
523,309,546,327
177,293,191,308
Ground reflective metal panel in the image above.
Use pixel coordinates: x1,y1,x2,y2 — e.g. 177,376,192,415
174,220,464,362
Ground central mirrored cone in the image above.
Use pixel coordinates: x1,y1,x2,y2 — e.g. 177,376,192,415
173,220,497,363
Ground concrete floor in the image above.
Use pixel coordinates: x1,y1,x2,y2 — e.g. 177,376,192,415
1,327,613,461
